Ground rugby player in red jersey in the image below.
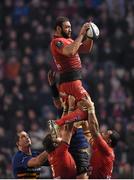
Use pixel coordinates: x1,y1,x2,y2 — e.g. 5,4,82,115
79,96,120,179
50,16,94,126
43,126,77,179
48,70,90,179
43,95,77,179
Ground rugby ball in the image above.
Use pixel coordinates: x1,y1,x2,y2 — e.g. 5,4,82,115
86,22,100,39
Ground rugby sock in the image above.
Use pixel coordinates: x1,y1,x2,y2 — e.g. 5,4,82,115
55,108,87,126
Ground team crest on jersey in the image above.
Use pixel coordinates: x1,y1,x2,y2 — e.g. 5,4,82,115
55,41,63,48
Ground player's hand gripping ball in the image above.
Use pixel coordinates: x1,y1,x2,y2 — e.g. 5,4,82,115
86,22,100,39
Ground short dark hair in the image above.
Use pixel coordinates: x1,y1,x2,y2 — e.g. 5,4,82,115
54,16,69,30
43,134,57,153
109,130,120,147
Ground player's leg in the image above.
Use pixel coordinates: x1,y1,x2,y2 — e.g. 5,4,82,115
55,108,87,125
56,80,90,125
69,127,90,179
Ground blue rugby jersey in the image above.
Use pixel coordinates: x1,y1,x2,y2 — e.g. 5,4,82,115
12,151,41,179
69,128,89,152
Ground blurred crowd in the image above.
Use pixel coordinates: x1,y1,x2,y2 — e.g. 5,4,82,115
0,0,134,178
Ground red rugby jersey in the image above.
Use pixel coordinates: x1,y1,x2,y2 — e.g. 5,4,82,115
48,142,76,179
89,134,115,179
50,36,82,73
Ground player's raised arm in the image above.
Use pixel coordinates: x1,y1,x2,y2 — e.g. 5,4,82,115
62,22,91,56
52,16,91,57
78,36,93,53
61,95,76,144
79,22,100,53
77,96,99,137
27,151,48,167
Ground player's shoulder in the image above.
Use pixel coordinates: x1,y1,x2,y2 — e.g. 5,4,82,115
51,37,73,44
14,150,23,156
51,37,73,51
13,151,26,159
51,37,64,43
51,37,63,49
12,151,24,164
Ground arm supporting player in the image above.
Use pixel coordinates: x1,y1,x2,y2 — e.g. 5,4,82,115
61,98,68,117
27,151,48,167
83,97,115,155
60,95,76,144
82,94,99,136
77,95,99,142
88,110,99,138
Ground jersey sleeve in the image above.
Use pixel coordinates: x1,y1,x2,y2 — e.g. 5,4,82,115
21,155,32,168
51,38,65,55
94,134,112,156
21,151,39,168
13,152,33,169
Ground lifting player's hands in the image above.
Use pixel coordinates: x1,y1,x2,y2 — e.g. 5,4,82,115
60,98,67,112
79,22,91,36
60,95,76,112
47,70,56,86
77,94,95,112
68,95,76,111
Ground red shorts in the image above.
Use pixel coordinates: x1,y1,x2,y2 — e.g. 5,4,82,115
59,80,89,102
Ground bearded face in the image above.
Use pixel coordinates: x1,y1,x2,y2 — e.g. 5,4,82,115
60,21,71,38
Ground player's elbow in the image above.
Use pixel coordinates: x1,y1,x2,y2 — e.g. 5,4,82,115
89,40,93,52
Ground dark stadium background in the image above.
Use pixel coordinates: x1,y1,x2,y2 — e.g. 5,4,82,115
0,0,134,178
